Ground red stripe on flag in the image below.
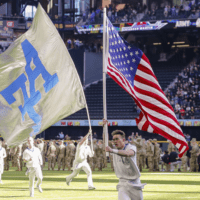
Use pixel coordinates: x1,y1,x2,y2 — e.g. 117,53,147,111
141,53,152,69
134,85,175,115
137,63,159,84
134,74,164,96
149,122,188,158
145,112,184,138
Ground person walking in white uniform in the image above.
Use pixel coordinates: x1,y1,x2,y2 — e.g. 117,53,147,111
66,132,96,190
23,137,43,197
0,140,6,184
105,129,146,200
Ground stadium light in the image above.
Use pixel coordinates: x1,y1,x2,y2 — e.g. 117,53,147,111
173,41,185,44
153,43,161,45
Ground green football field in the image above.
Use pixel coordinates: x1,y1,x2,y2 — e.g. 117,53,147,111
0,164,200,200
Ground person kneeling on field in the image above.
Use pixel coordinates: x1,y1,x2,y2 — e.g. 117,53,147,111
66,131,96,190
162,151,170,172
169,148,182,172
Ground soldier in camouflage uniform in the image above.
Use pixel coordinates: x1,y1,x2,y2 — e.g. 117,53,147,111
47,141,57,171
181,152,188,172
65,141,71,171
87,140,93,170
15,144,23,171
153,139,160,171
10,147,16,167
131,137,143,171
53,140,59,168
167,140,175,154
22,143,28,167
68,141,76,171
43,141,48,167
92,139,98,171
190,138,199,172
146,140,154,172
141,139,147,169
57,140,66,171
3,142,9,171
95,140,104,171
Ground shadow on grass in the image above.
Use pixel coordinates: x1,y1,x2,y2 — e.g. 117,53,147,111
2,177,118,183
144,191,200,194
3,176,200,186
1,187,115,192
0,196,28,198
142,180,200,185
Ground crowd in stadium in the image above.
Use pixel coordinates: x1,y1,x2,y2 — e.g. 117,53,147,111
165,61,200,119
83,0,200,25
1,1,200,25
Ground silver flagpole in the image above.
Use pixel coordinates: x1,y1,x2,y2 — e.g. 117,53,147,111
103,7,108,155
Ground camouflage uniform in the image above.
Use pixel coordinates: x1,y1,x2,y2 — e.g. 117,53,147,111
87,141,93,169
95,141,104,171
146,140,154,172
15,144,23,171
141,139,147,169
3,143,9,171
167,141,175,154
92,140,98,171
65,142,71,171
153,139,160,171
190,138,199,172
181,152,187,172
57,141,66,171
43,141,48,167
68,142,76,170
53,141,59,168
22,143,28,167
47,142,57,170
10,147,16,167
131,137,143,171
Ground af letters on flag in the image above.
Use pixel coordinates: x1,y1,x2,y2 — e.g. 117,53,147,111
0,4,86,146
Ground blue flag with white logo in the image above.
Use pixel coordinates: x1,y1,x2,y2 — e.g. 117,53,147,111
0,4,86,146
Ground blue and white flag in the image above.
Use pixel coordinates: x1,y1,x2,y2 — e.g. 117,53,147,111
0,4,86,146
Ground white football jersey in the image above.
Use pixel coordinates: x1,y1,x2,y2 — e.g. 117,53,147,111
113,143,140,180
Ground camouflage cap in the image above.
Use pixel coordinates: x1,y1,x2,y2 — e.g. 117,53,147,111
149,139,152,142
153,139,157,142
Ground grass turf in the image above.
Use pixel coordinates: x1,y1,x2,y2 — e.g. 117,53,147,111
0,164,200,200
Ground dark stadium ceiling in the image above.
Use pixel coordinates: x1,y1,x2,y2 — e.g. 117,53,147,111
0,0,39,6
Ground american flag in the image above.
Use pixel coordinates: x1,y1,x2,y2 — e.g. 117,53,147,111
106,18,188,158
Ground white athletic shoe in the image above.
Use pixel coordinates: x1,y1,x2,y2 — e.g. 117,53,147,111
88,186,96,190
37,186,43,193
0,181,3,184
66,177,71,186
30,193,34,197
